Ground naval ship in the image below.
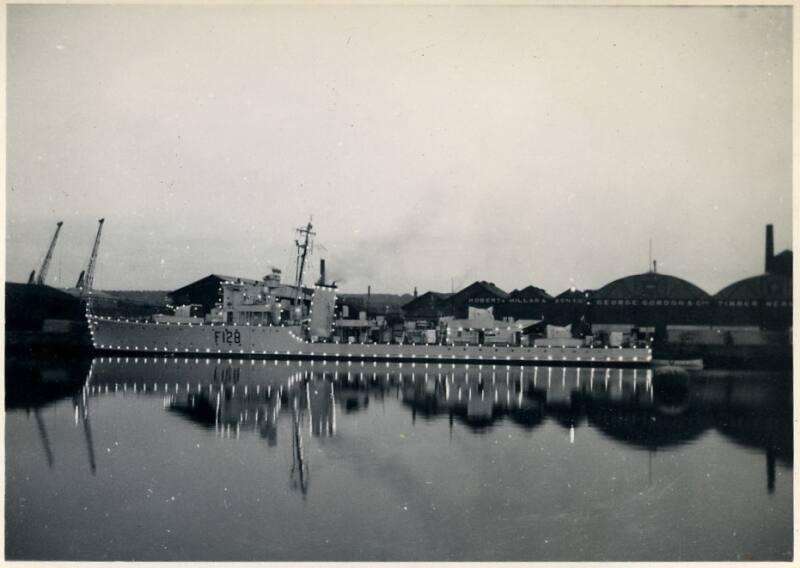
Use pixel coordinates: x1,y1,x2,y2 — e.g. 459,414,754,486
88,222,652,367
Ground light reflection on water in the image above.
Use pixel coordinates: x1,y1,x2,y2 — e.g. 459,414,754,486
5,356,793,561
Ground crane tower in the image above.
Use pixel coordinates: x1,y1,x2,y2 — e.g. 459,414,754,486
29,221,64,286
77,218,105,299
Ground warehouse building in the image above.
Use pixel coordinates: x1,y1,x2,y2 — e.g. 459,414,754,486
402,281,510,323
399,290,453,322
713,274,792,329
652,225,792,366
589,269,712,344
711,224,792,329
549,288,593,326
495,285,552,320
448,280,510,318
590,271,712,323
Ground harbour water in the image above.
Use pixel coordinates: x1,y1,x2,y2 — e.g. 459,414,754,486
5,356,793,561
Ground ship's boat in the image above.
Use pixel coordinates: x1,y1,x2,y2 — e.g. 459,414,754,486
88,223,652,367
651,358,704,371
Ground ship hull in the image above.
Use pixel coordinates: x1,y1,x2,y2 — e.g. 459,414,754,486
89,316,652,367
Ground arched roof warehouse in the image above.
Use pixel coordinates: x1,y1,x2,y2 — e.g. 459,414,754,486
714,274,792,302
592,272,710,301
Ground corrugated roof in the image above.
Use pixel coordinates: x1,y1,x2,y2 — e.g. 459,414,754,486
509,285,553,301
476,281,509,299
714,273,792,301
593,272,709,300
403,291,452,311
555,288,592,300
452,281,509,302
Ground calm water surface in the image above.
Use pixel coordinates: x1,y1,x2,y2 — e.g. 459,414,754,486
5,356,793,561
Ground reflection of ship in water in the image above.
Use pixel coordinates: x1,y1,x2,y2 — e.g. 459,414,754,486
400,364,792,493
9,356,792,494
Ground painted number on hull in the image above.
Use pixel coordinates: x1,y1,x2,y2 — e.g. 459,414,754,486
214,329,241,346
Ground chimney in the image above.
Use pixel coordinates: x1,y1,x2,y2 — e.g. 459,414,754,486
319,259,326,286
765,224,774,273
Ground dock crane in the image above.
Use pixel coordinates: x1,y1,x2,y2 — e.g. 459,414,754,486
76,218,105,300
28,221,63,286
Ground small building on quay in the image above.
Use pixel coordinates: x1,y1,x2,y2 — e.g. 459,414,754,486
333,308,403,344
334,288,407,343
445,306,540,346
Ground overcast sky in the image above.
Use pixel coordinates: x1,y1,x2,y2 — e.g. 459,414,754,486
6,5,792,295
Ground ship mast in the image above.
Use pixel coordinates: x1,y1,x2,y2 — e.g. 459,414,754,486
292,220,315,320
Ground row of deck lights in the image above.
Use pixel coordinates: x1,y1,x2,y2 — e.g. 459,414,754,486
92,314,297,328
94,341,649,363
